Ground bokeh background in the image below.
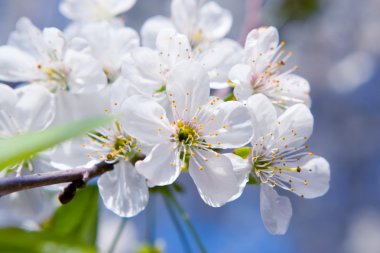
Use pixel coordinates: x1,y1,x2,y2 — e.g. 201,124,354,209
1,0,380,252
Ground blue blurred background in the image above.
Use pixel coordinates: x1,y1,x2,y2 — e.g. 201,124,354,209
1,0,380,252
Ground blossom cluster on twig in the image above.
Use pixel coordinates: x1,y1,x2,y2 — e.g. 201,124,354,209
0,0,330,235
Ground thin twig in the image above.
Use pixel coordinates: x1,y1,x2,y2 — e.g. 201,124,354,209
0,162,114,197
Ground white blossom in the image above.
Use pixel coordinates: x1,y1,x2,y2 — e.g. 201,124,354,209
0,83,58,227
0,18,107,94
229,26,311,109
140,0,241,88
122,29,242,106
141,0,232,48
66,21,140,83
237,94,330,234
121,61,253,207
85,121,149,217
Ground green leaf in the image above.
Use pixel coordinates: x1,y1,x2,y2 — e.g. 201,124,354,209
137,244,162,253
44,185,99,245
233,147,251,159
0,115,113,170
0,228,97,253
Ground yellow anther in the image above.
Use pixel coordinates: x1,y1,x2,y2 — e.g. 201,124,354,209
177,120,184,128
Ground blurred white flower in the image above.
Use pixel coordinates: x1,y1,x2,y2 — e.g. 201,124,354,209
122,61,253,207
141,0,232,49
121,29,193,108
59,0,137,22
0,18,107,93
343,209,380,253
0,83,58,228
229,26,311,110
328,51,375,93
66,21,140,83
123,28,242,104
0,83,55,174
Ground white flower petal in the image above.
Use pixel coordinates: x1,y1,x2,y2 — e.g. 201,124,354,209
122,47,162,95
0,46,39,82
282,156,330,199
110,77,138,113
272,74,311,108
156,29,192,69
230,64,253,101
141,16,176,48
98,162,149,217
260,184,292,235
136,143,180,186
0,84,18,135
198,1,232,41
60,0,136,21
197,39,243,87
224,153,250,202
166,61,210,121
246,94,277,140
42,28,65,60
106,0,136,16
245,26,279,54
14,85,55,132
0,84,17,112
189,150,240,207
64,49,107,93
171,0,198,36
203,101,253,148
49,89,111,167
0,187,58,228
277,103,314,148
72,22,139,82
49,137,93,168
53,87,111,124
121,95,172,144
7,17,45,60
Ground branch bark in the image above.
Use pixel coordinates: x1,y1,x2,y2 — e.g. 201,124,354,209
0,162,114,197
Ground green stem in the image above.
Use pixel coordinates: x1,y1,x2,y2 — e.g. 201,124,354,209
166,188,207,253
163,197,192,253
109,218,128,253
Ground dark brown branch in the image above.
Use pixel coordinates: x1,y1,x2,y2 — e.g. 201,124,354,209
0,162,114,197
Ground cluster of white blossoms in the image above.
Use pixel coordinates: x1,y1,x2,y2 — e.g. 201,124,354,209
0,0,330,234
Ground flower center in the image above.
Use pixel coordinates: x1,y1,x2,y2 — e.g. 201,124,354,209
190,29,204,49
37,64,68,92
86,122,141,163
175,120,200,146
